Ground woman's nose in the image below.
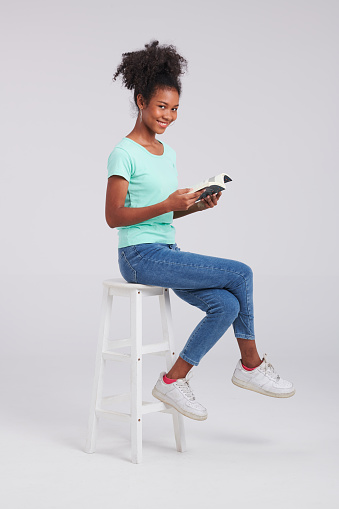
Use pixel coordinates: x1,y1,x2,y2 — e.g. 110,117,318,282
165,112,176,123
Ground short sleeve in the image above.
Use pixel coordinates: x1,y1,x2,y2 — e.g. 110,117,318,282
107,147,133,182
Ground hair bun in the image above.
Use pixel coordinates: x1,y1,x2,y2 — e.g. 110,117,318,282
113,40,187,107
145,40,160,50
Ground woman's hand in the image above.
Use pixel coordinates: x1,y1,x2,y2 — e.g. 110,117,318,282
165,188,204,211
199,191,222,210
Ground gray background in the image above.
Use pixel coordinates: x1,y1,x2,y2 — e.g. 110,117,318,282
1,0,338,507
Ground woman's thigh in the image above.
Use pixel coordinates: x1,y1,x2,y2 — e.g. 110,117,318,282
172,287,240,317
118,242,252,292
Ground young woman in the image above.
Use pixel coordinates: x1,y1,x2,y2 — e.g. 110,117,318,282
106,40,295,421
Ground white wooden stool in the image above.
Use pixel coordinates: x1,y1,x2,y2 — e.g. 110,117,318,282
85,278,186,463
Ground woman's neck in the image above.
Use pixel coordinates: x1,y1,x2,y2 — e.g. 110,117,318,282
127,120,159,146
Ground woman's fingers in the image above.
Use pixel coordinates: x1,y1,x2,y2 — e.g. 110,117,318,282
169,188,204,210
212,191,222,204
202,191,222,208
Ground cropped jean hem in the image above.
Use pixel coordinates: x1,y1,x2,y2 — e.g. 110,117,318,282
235,334,256,340
179,352,200,367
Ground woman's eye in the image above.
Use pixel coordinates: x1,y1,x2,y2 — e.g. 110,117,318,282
158,105,178,111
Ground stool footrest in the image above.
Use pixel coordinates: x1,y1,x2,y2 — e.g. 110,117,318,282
97,397,173,417
102,393,130,404
142,341,171,355
142,401,172,414
95,401,174,422
106,338,132,349
102,351,131,362
96,409,130,422
102,340,172,361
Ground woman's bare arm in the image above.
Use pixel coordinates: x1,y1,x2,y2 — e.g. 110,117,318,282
105,175,203,228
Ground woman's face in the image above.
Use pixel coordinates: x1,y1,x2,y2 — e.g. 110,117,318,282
139,87,179,134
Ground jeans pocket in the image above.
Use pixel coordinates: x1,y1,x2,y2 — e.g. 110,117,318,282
118,250,137,283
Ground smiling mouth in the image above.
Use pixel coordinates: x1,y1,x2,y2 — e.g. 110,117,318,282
157,120,168,127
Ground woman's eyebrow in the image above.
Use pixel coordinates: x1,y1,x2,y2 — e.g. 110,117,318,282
157,101,179,107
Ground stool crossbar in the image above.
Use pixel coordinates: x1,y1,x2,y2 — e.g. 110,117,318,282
85,278,186,463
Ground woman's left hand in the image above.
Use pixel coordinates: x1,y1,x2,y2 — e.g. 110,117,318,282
200,191,222,210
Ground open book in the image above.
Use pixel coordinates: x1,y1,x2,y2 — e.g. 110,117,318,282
190,173,232,201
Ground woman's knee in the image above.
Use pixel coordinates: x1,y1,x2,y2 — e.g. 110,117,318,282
237,261,253,281
226,293,240,319
209,291,240,321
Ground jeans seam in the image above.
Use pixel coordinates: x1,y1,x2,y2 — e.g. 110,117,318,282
181,315,211,356
175,289,212,312
149,255,251,316
121,251,137,283
234,311,255,338
174,290,211,358
134,247,251,316
134,251,247,281
131,245,144,260
132,244,178,257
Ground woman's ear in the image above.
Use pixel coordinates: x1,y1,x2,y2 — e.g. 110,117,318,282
136,94,145,110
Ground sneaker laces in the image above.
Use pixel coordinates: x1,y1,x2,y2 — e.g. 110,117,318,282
261,353,280,382
175,372,196,401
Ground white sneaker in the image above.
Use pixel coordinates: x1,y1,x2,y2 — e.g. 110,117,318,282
152,371,208,421
232,354,296,398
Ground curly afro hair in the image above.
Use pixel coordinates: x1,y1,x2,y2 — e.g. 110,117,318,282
113,40,188,107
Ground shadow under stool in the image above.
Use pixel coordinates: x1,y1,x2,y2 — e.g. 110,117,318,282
85,278,186,463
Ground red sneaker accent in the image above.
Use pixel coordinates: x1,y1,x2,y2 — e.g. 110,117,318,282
163,373,177,384
242,363,257,371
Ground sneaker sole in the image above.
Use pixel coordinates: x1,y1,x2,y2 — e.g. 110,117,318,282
152,388,208,421
231,375,296,398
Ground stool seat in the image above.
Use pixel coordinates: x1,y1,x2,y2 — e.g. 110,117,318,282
103,277,160,291
103,278,165,296
85,278,186,463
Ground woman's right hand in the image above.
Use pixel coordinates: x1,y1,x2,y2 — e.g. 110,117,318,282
165,188,204,211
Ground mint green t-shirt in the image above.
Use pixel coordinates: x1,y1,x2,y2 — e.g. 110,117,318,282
107,137,178,248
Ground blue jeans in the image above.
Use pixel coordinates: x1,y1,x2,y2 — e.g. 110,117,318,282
118,243,255,366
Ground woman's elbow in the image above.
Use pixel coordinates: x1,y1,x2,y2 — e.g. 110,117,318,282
105,213,117,228
105,204,126,228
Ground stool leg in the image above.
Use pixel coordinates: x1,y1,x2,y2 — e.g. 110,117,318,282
85,286,112,453
130,290,143,464
159,289,187,453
